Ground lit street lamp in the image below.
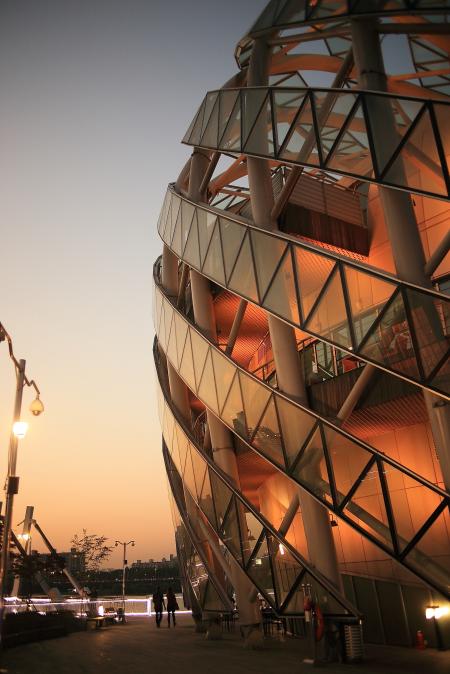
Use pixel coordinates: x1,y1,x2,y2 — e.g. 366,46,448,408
115,540,135,621
0,324,44,645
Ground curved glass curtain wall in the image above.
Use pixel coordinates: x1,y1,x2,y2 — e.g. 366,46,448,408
183,88,450,202
154,275,450,601
158,366,359,617
166,461,234,615
158,186,450,399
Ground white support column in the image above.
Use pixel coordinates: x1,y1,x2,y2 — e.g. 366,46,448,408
351,17,450,491
246,37,343,591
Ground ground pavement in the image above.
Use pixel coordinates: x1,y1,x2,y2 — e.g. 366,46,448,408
1,614,449,674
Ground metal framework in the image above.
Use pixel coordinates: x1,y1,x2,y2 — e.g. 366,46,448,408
183,88,450,202
153,0,450,634
158,187,450,398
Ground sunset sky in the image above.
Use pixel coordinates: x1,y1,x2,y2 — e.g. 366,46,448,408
0,0,265,567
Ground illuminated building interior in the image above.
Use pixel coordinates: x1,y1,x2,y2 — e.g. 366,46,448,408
154,0,450,648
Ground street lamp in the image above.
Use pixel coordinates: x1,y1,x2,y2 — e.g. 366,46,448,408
115,540,135,621
0,324,43,645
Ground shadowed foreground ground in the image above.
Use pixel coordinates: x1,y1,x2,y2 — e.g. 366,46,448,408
1,615,449,674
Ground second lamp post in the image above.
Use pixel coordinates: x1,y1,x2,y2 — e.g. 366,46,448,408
115,539,135,621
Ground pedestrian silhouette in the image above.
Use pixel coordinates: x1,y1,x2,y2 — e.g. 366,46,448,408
153,586,165,628
166,586,179,627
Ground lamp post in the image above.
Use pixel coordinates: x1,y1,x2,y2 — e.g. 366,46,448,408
0,324,44,645
115,540,135,621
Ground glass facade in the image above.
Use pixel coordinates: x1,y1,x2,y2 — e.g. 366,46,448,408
153,0,450,645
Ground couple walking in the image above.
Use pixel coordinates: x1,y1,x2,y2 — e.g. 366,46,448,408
153,586,178,628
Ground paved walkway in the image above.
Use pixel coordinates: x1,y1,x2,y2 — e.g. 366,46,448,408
1,615,449,674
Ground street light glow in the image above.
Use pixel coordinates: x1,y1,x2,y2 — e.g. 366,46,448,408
13,421,28,439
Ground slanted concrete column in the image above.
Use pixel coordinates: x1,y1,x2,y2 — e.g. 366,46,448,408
246,37,342,591
351,18,450,491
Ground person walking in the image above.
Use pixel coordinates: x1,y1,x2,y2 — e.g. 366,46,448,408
166,586,179,627
153,586,165,628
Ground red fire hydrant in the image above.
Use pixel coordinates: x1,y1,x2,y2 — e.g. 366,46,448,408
415,629,426,650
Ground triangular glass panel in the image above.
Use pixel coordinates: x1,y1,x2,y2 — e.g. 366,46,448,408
317,92,358,160
167,196,181,248
221,498,243,563
210,470,233,527
242,510,264,564
178,331,197,392
243,94,275,158
170,204,183,257
162,407,175,453
166,314,178,369
173,311,189,370
188,98,207,146
241,89,269,147
291,425,333,505
359,290,420,380
323,427,374,507
180,200,196,255
275,0,305,25
183,211,201,269
189,329,210,392
183,445,198,500
250,229,287,300
199,469,217,528
384,108,447,196
239,371,271,439
203,580,226,612
280,96,320,165
202,222,226,286
197,350,219,414
404,287,449,379
403,505,450,588
157,191,170,237
253,396,285,468
183,100,204,144
344,265,396,346
305,267,352,349
177,429,190,477
228,232,259,303
190,444,207,501
219,217,246,284
218,90,240,143
221,371,246,438
342,461,394,551
211,349,237,414
197,209,218,268
263,248,299,324
267,534,303,609
164,301,174,353
219,94,242,152
382,460,445,554
275,396,315,467
200,92,219,142
201,94,220,148
294,247,335,322
273,90,306,153
252,0,282,31
326,100,373,178
365,95,424,176
246,533,276,607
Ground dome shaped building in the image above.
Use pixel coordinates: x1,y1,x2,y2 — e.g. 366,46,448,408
154,0,450,649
